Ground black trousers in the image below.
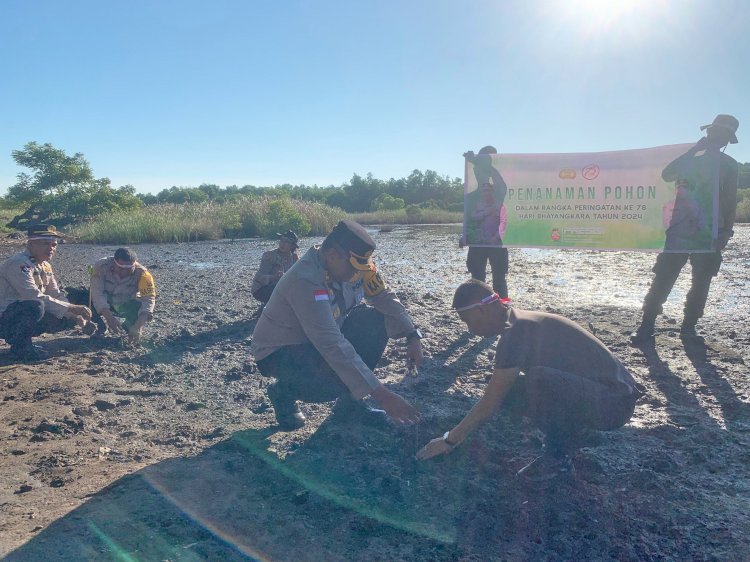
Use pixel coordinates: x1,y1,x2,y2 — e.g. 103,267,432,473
0,301,75,347
256,306,388,404
65,287,141,332
466,246,509,298
641,251,723,324
503,366,638,453
252,284,276,304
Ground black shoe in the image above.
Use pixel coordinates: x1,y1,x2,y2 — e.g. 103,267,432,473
516,453,574,483
630,321,656,345
267,383,305,430
332,396,390,428
679,323,702,340
10,343,49,362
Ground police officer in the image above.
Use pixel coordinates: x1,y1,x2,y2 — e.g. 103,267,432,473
250,220,423,430
0,224,92,361
251,230,300,305
79,247,156,345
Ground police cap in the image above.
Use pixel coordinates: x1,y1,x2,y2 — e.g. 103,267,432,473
326,220,376,270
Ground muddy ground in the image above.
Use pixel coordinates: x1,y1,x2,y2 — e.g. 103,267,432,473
1,225,748,561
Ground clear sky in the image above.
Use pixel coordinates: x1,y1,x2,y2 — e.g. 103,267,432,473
1,0,748,195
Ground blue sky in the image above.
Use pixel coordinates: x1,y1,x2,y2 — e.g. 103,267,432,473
1,0,748,194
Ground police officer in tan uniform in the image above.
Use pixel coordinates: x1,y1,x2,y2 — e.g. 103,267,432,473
0,224,92,361
251,230,299,305
77,248,156,345
251,220,423,430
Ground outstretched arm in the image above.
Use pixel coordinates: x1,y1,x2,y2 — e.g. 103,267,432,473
417,367,520,460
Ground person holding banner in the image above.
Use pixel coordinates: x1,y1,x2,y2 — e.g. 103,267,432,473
417,280,641,481
462,146,510,298
631,115,740,343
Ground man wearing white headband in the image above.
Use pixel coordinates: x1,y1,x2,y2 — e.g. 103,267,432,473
417,280,641,482
251,220,422,430
82,247,156,345
0,224,92,361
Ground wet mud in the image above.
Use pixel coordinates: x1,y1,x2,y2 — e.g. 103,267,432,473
1,225,749,560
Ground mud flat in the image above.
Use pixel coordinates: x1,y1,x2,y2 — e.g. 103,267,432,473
1,225,749,560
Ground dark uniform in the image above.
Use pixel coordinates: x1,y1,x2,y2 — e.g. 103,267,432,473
633,115,740,342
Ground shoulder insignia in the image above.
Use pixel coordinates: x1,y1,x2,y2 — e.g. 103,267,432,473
363,270,387,297
20,264,32,274
314,289,329,301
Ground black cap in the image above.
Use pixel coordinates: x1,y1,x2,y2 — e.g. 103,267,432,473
114,247,137,265
27,224,64,240
326,220,376,269
700,114,739,144
277,230,299,247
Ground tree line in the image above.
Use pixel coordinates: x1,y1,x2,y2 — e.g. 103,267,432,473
2,141,749,228
0,142,463,227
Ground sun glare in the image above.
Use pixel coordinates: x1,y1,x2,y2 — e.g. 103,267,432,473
544,0,671,46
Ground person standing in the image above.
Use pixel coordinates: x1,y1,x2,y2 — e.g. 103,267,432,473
631,115,740,343
0,224,92,361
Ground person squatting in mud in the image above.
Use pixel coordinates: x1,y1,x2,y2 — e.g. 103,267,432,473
250,220,423,430
251,229,300,308
417,280,642,481
66,247,157,346
0,224,93,361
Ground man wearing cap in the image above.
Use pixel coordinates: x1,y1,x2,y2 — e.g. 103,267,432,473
417,280,641,481
631,114,740,343
84,248,156,345
251,230,300,305
251,220,423,430
0,224,93,361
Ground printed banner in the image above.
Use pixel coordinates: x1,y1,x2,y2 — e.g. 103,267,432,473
464,144,720,252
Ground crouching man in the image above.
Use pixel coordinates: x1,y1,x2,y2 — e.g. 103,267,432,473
87,248,156,345
417,280,641,481
0,225,92,361
250,220,423,430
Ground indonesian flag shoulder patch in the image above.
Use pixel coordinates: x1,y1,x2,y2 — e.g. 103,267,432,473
313,289,329,301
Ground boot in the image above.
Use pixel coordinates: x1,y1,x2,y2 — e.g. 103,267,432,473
679,318,700,340
10,341,49,362
630,314,656,345
267,383,305,430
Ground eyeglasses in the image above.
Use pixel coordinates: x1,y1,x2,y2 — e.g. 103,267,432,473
454,293,510,313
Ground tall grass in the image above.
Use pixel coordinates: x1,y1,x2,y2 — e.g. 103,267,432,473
70,197,345,244
349,208,463,225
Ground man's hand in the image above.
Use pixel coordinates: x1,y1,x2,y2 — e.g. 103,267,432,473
463,151,475,159
417,436,455,461
128,313,150,345
101,310,125,335
65,305,92,327
406,338,424,369
371,386,420,425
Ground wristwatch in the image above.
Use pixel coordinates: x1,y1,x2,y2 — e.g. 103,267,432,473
406,329,423,342
443,431,457,447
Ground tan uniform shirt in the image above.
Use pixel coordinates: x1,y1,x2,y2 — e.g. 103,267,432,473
90,257,156,317
251,249,298,294
250,246,415,399
0,251,70,318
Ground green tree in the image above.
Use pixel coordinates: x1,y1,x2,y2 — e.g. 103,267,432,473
4,142,142,225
